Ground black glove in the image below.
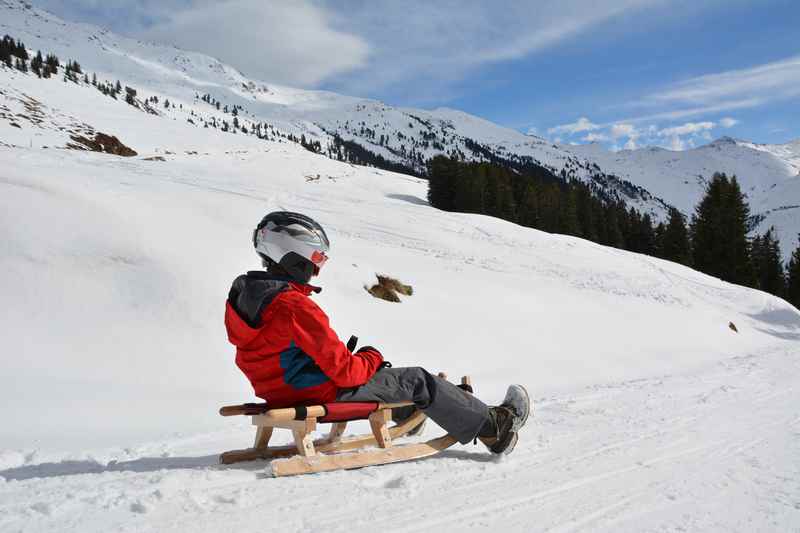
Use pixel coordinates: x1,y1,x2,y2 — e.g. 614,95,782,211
354,345,390,369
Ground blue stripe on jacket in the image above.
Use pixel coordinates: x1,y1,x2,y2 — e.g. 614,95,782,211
279,341,330,389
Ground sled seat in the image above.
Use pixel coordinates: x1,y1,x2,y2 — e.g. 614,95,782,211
219,401,391,422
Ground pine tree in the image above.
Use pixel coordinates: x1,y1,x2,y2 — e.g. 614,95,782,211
15,39,28,60
30,51,43,77
752,227,785,296
691,173,756,286
558,189,580,236
786,236,800,309
44,53,59,76
0,36,11,67
125,86,137,106
518,182,539,228
538,184,561,233
657,208,691,265
454,163,487,214
427,156,461,211
603,204,625,249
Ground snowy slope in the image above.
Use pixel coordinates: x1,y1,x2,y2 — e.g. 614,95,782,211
1,136,800,531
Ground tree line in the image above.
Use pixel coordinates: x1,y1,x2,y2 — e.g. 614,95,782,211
427,156,800,307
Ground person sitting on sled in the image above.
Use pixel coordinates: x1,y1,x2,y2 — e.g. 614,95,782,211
225,211,530,454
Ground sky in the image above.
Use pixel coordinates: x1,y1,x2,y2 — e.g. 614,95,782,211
33,0,800,151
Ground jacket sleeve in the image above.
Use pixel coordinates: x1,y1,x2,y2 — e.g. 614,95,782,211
290,294,383,388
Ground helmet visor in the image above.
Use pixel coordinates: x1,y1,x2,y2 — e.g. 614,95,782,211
261,212,330,251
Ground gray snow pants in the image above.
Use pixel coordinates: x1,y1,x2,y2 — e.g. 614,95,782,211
335,366,490,444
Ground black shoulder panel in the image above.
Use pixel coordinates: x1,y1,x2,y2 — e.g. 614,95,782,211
227,272,290,328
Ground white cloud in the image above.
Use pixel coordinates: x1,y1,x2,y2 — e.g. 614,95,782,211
658,121,715,137
320,0,670,99
138,0,369,86
668,135,686,151
719,117,739,128
615,55,800,127
651,54,800,105
624,137,638,150
609,123,638,139
39,0,679,98
582,132,610,142
549,117,601,135
620,98,763,123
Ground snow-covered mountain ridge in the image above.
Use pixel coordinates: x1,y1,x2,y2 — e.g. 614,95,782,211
567,137,800,258
1,0,799,258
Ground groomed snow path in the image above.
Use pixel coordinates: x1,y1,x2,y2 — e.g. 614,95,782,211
2,344,798,532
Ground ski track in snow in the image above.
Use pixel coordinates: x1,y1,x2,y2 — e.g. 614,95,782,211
1,345,797,533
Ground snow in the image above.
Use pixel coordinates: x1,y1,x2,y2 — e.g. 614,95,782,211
1,2,799,530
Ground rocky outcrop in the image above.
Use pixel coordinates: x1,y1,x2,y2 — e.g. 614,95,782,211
67,132,137,157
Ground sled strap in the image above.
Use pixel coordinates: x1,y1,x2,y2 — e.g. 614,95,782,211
219,402,269,416
294,405,309,420
319,402,380,423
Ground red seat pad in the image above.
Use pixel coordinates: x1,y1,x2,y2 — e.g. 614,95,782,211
319,402,380,422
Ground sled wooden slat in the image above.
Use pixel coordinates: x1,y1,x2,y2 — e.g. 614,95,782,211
270,435,458,477
253,426,273,449
369,409,393,448
328,422,347,443
377,401,414,410
218,410,427,464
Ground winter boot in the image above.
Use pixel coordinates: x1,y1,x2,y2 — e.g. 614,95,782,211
478,385,531,455
501,384,531,431
479,406,519,454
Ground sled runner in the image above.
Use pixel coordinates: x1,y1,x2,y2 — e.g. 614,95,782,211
218,376,472,476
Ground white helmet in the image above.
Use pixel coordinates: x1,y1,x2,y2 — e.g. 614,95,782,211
253,211,330,283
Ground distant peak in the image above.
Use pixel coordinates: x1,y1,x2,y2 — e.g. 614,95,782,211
709,136,738,146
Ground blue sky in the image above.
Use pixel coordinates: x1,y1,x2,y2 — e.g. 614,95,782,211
35,0,800,150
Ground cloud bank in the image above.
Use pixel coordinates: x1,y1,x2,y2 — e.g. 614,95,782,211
549,116,742,151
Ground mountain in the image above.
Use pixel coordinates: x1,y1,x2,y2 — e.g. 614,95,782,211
1,0,798,259
567,137,800,259
0,0,667,214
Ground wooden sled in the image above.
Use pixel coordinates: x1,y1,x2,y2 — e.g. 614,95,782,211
218,376,471,476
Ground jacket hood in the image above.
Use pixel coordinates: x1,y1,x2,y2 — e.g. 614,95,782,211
225,271,315,348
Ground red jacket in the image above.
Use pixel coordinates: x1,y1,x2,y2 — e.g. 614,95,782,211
225,271,383,407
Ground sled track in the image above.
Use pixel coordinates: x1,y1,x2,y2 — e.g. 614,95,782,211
1,345,798,532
